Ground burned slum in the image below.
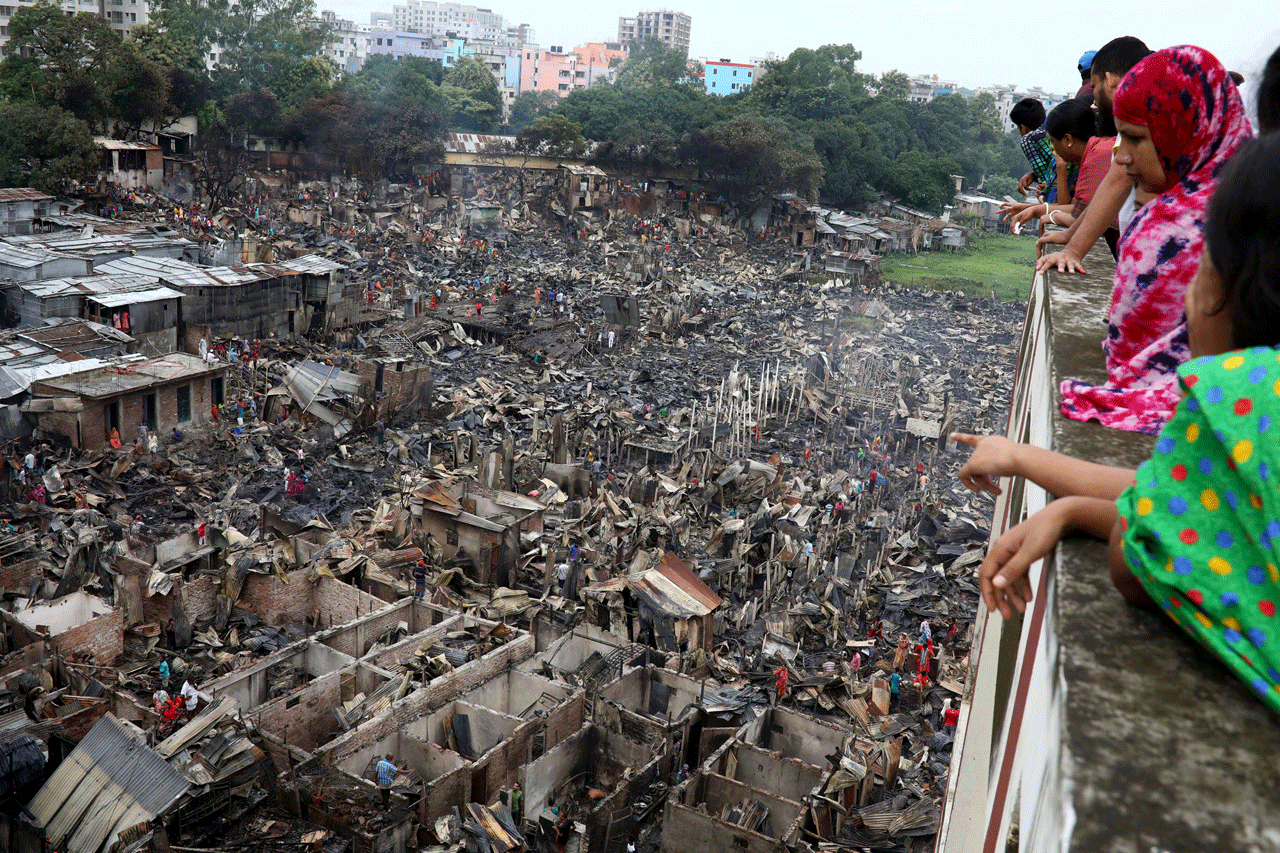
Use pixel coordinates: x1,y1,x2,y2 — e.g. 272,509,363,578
0,159,1020,853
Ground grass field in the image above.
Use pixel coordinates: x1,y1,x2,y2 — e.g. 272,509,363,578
877,232,1040,302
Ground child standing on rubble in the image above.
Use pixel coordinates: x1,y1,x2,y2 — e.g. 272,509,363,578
953,134,1280,714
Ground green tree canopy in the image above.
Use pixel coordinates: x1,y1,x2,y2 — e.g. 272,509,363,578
214,0,330,95
680,116,823,213
0,102,98,192
442,55,501,132
508,89,560,132
515,114,586,158
614,37,695,89
876,69,911,99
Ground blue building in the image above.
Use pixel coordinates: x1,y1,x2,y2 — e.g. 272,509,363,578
703,60,754,96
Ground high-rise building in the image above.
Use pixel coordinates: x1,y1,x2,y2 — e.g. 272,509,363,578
0,0,150,53
617,8,691,53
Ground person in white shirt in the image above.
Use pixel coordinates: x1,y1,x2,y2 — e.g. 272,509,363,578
180,679,199,719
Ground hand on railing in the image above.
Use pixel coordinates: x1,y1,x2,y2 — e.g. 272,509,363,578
1035,243,1087,275
978,508,1064,618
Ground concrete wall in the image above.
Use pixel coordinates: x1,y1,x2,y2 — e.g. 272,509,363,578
203,640,356,710
664,773,803,853
7,592,124,665
600,666,706,724
456,669,573,718
718,744,823,799
520,623,631,674
317,632,535,764
248,663,390,752
422,700,520,759
751,707,848,770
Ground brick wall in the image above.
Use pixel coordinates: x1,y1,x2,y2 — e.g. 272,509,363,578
250,670,343,751
241,569,389,628
355,359,432,422
35,375,220,451
143,573,222,627
543,690,586,753
0,558,40,593
53,608,124,665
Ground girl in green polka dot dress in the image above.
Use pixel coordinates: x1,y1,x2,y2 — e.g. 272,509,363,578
953,134,1280,715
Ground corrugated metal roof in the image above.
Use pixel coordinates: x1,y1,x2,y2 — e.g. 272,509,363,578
0,188,52,202
20,273,169,299
89,285,183,308
27,714,190,853
446,132,515,154
0,243,60,269
282,253,346,274
94,137,159,151
657,551,722,611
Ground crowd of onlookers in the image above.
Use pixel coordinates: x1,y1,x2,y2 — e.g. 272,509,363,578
954,38,1280,716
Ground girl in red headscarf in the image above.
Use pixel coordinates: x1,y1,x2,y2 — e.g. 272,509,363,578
1059,45,1254,435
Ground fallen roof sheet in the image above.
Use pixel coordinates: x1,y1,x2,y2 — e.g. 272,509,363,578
27,714,190,853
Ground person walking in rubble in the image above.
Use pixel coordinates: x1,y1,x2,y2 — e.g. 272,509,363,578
376,753,399,807
412,560,427,600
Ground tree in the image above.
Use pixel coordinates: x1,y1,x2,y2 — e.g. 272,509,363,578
882,149,958,214
877,69,911,100
442,55,501,132
749,44,867,119
225,88,280,138
193,128,251,213
516,114,586,158
371,98,446,178
983,175,1018,198
0,102,97,192
0,4,179,134
590,122,679,175
680,116,823,213
110,47,173,137
144,0,229,71
614,37,693,89
215,0,331,95
508,89,560,132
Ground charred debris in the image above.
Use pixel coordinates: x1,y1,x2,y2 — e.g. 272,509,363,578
0,168,1022,853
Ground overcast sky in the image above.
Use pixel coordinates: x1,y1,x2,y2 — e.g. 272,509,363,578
329,0,1278,94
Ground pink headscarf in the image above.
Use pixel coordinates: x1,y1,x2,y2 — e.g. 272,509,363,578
1059,46,1254,434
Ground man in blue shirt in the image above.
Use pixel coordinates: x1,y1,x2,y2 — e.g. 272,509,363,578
890,672,902,709
376,753,399,807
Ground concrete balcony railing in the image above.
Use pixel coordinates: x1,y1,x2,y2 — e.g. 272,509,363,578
936,240,1280,852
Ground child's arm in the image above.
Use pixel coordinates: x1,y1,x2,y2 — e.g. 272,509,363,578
952,433,1135,500
980,495,1118,618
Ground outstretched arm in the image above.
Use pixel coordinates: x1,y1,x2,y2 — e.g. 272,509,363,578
952,433,1134,500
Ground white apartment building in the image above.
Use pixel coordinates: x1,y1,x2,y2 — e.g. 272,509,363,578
315,10,372,74
391,0,500,39
0,0,149,52
617,8,690,52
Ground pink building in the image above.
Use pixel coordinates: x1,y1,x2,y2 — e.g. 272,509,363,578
518,44,617,96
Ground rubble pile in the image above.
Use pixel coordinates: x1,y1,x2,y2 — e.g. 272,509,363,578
0,167,1024,853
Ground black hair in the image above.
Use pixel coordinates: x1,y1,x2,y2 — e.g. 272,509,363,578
1045,99,1097,143
1203,135,1280,349
1009,98,1046,131
1091,36,1152,80
1260,43,1280,135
